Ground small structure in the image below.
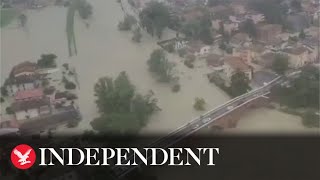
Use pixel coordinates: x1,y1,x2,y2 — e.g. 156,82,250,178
187,41,211,57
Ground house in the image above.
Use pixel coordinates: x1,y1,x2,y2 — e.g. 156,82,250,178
11,97,51,121
282,46,309,68
256,24,282,43
10,61,38,77
4,75,41,96
223,56,253,82
187,41,211,57
206,54,223,69
15,88,43,101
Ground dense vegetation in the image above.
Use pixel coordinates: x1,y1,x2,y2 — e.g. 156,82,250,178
229,71,251,97
271,65,319,109
181,15,213,45
147,49,175,82
194,97,206,111
249,0,288,26
139,1,170,38
118,15,136,31
37,54,57,68
271,54,289,75
91,72,159,134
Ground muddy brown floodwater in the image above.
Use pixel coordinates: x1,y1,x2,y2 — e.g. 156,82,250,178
1,0,314,135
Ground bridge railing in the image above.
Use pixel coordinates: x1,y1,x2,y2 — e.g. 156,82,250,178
113,93,271,178
112,76,283,176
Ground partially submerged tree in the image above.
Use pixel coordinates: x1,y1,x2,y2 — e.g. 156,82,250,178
272,54,289,75
132,27,142,42
19,14,27,27
302,111,319,128
139,1,170,39
147,49,175,82
37,54,57,68
194,97,206,111
118,15,137,31
77,0,93,19
91,72,159,134
230,71,251,97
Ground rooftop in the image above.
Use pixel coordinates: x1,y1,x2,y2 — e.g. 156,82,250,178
15,88,43,101
11,61,37,76
224,56,251,71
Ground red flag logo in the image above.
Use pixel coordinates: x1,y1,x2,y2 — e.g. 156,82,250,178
10,144,36,169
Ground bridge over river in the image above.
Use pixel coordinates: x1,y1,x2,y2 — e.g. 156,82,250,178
111,75,286,178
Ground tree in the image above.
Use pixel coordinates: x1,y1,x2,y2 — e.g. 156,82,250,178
302,111,319,128
181,16,213,45
91,72,158,134
194,97,206,111
291,0,302,12
118,15,136,31
77,0,92,19
147,49,175,82
272,54,289,75
207,0,229,7
132,27,142,42
270,65,319,109
299,29,306,39
139,1,170,39
240,19,257,38
230,71,251,97
37,54,57,68
250,0,288,25
1,86,8,97
19,14,27,27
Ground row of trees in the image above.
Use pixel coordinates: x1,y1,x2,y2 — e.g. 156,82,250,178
91,72,159,134
271,65,319,109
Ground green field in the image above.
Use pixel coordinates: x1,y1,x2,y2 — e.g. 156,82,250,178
0,8,18,27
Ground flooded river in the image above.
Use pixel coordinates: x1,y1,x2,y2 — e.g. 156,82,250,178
1,0,312,135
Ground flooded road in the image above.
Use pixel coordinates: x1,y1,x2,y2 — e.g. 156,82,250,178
1,0,311,135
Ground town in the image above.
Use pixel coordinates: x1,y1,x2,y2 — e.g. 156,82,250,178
0,0,319,180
